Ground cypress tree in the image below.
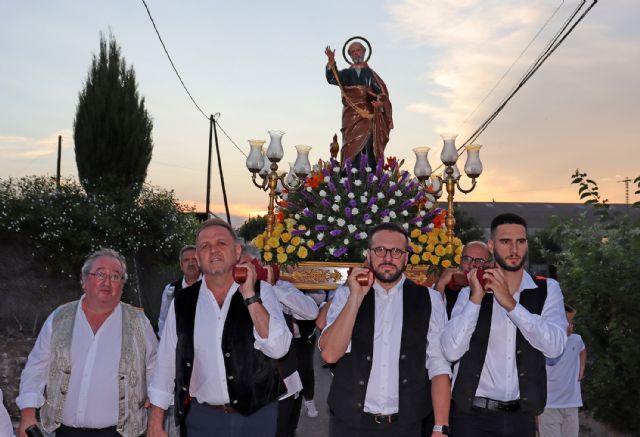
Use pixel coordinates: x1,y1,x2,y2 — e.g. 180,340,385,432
74,32,153,198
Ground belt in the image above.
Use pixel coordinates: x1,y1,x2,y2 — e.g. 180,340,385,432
472,396,520,412
205,403,238,414
57,424,118,435
363,412,399,424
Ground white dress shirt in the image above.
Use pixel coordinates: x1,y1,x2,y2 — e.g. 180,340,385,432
272,280,319,399
16,297,158,428
323,275,451,414
1,388,15,436
158,275,202,336
441,272,568,402
148,280,292,410
546,334,585,408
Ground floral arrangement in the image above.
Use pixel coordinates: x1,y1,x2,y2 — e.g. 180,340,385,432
252,156,461,272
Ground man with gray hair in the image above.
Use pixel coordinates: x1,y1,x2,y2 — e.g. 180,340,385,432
16,248,158,437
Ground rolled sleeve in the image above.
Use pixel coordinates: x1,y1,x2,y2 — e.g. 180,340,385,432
253,282,292,359
507,278,568,358
440,287,481,362
319,285,351,352
148,301,177,410
426,289,452,379
16,312,55,410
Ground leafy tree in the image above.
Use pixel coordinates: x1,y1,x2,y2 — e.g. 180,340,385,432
74,32,153,198
453,205,485,243
237,216,267,243
544,170,640,433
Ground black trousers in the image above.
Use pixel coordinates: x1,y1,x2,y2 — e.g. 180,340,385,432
451,405,536,437
56,425,119,437
329,411,421,437
294,321,316,400
276,394,303,437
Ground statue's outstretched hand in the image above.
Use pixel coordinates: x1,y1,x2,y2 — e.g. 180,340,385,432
325,46,336,65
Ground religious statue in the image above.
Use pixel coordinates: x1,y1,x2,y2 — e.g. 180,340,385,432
325,36,393,169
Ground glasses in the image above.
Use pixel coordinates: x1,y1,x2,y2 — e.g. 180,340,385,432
88,271,124,283
369,247,406,259
460,256,489,267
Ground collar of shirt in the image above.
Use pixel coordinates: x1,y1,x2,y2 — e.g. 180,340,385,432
372,274,406,299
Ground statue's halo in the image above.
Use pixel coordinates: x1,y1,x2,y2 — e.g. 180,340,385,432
342,36,372,65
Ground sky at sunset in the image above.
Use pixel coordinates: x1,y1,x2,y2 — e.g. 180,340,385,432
1,0,638,224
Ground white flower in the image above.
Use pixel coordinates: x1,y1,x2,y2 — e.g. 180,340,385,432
344,238,350,245
324,176,330,183
332,204,340,212
317,213,324,220
352,208,359,215
358,232,367,239
328,216,335,223
294,213,301,220
416,221,423,227
365,166,372,173
402,223,409,230
388,199,396,206
354,180,362,186
347,224,357,233
312,164,320,172
365,219,372,225
351,168,358,174
389,211,397,219
340,177,347,184
337,218,346,227
382,216,390,223
360,196,368,203
319,190,327,197
377,192,385,199
371,176,378,182
329,247,336,254
318,232,325,241
305,230,311,236
347,192,355,199
371,204,379,213
401,210,409,216
420,210,427,217
395,190,403,196
333,167,340,173
334,195,341,202
306,187,312,192
424,201,434,210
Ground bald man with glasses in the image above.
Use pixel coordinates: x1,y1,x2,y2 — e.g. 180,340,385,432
319,222,451,437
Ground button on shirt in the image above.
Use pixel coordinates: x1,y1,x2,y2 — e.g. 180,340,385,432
16,297,158,428
441,272,567,402
148,280,292,409
323,275,451,415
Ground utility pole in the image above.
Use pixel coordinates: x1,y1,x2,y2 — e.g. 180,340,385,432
56,135,62,188
618,177,632,207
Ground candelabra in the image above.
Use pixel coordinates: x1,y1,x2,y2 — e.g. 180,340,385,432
245,130,312,237
413,133,483,247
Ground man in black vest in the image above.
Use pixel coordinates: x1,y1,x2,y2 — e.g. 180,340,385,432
158,245,201,336
320,222,452,437
441,213,568,437
147,218,292,437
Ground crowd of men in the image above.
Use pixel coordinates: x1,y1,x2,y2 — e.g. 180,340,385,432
5,212,586,437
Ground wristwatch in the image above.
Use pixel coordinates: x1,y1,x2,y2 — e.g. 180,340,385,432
244,295,262,306
432,424,449,435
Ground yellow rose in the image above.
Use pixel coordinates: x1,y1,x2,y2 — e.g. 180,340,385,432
410,254,420,265
452,237,462,246
284,218,296,230
409,243,422,254
267,237,280,248
291,236,301,246
281,232,292,243
298,225,307,230
428,236,438,245
275,223,284,233
430,255,440,265
454,254,461,264
441,259,452,268
297,246,308,259
446,245,453,255
410,228,421,239
418,234,428,243
435,245,446,257
286,245,295,254
277,253,287,264
306,240,314,248
421,252,430,262
254,236,264,249
426,244,435,253
263,251,273,262
263,245,271,251
277,246,285,254
455,246,463,255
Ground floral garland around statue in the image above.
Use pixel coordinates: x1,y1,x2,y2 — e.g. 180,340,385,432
252,156,462,273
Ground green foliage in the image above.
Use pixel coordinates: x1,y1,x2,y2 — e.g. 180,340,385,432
74,32,153,198
237,216,267,242
0,176,199,278
544,170,640,433
453,205,485,243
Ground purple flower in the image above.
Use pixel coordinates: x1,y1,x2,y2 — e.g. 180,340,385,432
333,247,348,258
349,199,356,208
328,180,337,194
399,170,410,183
380,209,390,217
301,190,313,201
388,183,397,193
375,159,383,177
321,198,331,208
367,173,375,184
315,224,329,231
359,153,367,175
311,241,326,252
363,213,371,222
330,229,343,237
303,208,313,217
345,207,352,219
322,167,330,177
410,215,423,224
379,173,389,186
367,197,377,208
291,229,305,236
399,199,413,210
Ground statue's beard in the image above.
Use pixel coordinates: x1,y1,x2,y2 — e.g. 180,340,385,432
351,55,364,64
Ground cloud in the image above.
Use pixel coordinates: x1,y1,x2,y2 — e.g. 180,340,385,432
0,130,74,160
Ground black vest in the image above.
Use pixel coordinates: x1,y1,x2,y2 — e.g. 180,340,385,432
452,278,548,414
327,279,433,425
173,280,284,423
278,314,298,382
